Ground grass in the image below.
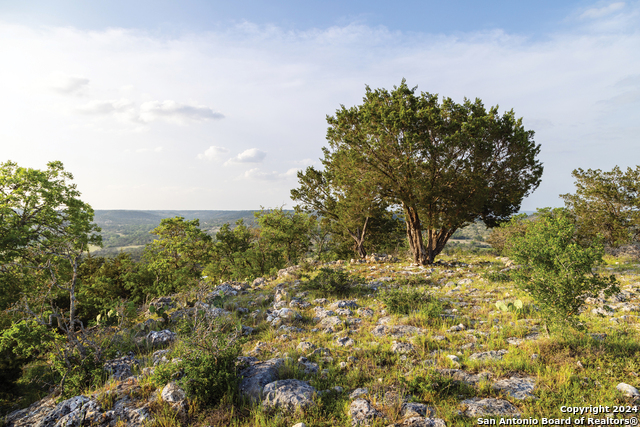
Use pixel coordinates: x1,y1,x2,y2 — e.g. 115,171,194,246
6,251,640,426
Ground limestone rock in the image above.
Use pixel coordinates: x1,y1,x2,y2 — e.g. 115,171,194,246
262,379,317,413
401,402,435,418
391,342,415,354
146,329,177,347
350,398,386,426
492,377,536,400
161,381,186,402
460,398,521,417
331,300,359,310
104,355,139,381
616,382,640,398
371,324,425,338
469,350,508,361
402,417,447,427
239,357,284,401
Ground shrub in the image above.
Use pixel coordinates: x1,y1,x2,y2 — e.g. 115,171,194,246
506,208,619,328
486,213,530,255
379,287,441,317
301,268,362,297
150,318,241,407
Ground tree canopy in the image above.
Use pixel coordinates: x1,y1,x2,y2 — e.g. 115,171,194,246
322,80,543,264
561,166,640,247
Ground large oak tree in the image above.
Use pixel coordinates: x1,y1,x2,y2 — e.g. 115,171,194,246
324,81,543,264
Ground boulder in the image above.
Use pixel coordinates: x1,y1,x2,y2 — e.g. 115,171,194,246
104,355,139,381
349,398,386,426
146,329,177,347
238,358,284,401
262,379,317,413
161,381,186,402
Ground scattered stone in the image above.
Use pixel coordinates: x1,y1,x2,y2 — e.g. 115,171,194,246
162,381,186,402
460,398,521,417
357,307,375,317
616,383,640,398
297,341,316,352
297,357,319,374
391,342,415,354
262,379,317,413
349,388,369,399
146,329,177,347
314,306,336,319
252,277,266,287
239,358,284,401
469,350,508,361
448,323,466,332
402,417,447,427
350,398,386,426
331,300,359,309
371,324,425,338
320,316,342,332
292,423,308,427
401,402,435,418
314,298,328,305
437,369,492,385
336,308,354,316
104,355,139,381
447,355,460,364
336,336,356,347
492,377,536,400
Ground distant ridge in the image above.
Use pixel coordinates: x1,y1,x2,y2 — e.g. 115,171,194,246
93,210,261,227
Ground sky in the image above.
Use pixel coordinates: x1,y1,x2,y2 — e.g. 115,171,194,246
0,1,638,210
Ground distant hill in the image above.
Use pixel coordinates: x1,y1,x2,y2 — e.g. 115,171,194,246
91,210,263,258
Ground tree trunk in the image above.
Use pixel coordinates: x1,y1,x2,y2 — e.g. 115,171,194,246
403,205,428,265
425,228,456,263
348,217,370,259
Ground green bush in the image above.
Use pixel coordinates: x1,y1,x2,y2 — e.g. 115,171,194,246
301,268,362,297
150,319,241,406
506,208,619,328
379,287,441,317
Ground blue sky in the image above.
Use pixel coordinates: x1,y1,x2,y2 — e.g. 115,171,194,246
0,1,638,210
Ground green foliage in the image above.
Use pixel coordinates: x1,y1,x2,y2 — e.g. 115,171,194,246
403,370,475,401
254,207,315,266
150,319,241,407
379,287,442,317
561,166,640,247
0,320,61,359
291,160,403,259
323,80,543,264
301,268,362,297
77,253,154,324
486,213,531,255
506,208,620,327
204,210,314,283
143,217,213,294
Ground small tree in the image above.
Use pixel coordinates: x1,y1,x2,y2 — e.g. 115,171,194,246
324,80,543,264
506,208,619,329
291,159,401,259
561,166,640,247
143,217,212,293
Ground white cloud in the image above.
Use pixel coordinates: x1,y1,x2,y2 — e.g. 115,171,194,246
580,2,626,19
197,145,229,160
77,98,134,114
51,75,90,95
1,2,639,209
225,148,267,165
243,167,299,181
139,100,224,124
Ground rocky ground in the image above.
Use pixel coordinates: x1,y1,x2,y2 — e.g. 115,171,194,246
4,253,640,427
